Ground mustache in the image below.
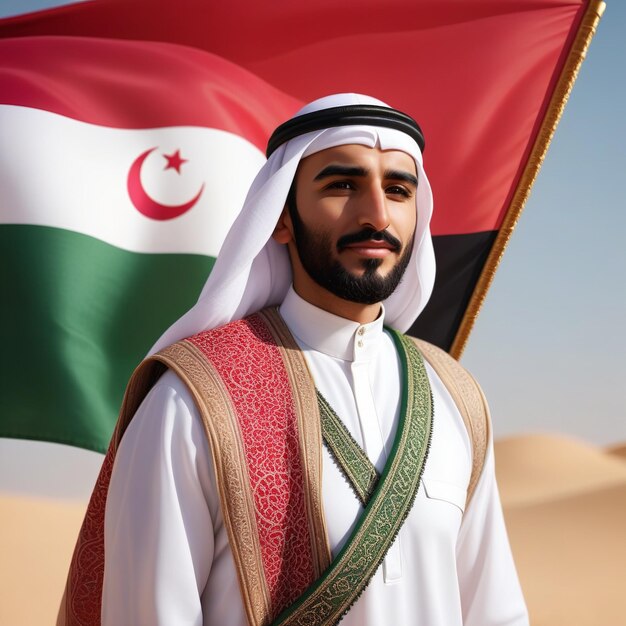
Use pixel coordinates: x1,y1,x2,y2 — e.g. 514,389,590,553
336,228,402,253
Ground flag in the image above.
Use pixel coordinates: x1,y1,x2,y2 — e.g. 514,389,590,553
0,35,302,455
0,0,603,453
0,2,604,622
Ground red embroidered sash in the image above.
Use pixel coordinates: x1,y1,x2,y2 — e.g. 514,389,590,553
61,309,330,626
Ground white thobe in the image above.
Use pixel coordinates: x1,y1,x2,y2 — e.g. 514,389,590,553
103,288,528,625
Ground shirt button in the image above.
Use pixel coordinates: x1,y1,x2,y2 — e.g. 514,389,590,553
357,340,364,348
358,327,365,336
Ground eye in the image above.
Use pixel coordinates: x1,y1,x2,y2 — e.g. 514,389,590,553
386,185,412,198
325,180,354,191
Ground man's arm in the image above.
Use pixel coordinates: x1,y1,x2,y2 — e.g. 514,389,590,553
456,435,529,626
102,370,214,625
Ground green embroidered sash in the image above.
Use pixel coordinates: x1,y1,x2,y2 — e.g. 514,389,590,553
318,391,379,506
272,330,433,626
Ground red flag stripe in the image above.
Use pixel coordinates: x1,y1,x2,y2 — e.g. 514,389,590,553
0,36,301,152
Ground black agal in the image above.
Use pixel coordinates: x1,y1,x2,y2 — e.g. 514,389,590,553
266,105,425,157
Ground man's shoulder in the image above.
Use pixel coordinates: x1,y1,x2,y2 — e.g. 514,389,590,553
162,309,279,358
392,333,474,381
184,313,261,345
404,334,490,506
150,308,289,383
178,307,276,348
406,335,461,367
403,334,488,414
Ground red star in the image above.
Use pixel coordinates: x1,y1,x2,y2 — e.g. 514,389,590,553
163,149,188,174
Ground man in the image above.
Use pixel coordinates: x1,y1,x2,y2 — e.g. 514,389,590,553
63,93,528,625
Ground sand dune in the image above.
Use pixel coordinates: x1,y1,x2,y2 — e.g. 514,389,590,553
494,435,626,626
505,483,626,626
1,433,625,625
495,433,626,508
0,495,86,626
607,442,626,461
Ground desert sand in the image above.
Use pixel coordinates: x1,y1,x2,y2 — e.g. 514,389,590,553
1,433,625,625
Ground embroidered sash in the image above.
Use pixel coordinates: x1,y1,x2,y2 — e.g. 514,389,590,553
61,309,330,626
321,335,493,516
318,391,379,506
147,309,333,624
271,329,433,626
61,309,432,626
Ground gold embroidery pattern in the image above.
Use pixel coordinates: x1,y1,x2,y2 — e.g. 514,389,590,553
155,342,272,626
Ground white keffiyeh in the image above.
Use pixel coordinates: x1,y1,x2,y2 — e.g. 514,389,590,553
149,93,435,354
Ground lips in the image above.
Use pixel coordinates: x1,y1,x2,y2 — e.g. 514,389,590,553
341,242,394,258
337,228,402,254
343,240,394,249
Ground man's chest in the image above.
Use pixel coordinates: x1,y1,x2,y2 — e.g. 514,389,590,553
295,338,470,589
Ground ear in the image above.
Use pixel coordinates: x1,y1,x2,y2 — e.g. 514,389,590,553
272,207,294,244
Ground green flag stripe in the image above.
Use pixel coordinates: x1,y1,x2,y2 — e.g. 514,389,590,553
0,224,214,453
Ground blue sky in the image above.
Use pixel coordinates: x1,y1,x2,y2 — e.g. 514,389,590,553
2,0,624,445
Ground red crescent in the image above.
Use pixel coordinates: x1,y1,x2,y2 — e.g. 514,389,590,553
127,147,204,220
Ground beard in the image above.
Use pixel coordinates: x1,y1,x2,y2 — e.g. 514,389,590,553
288,201,414,305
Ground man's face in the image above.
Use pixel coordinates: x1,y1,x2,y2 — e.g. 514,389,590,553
281,144,418,305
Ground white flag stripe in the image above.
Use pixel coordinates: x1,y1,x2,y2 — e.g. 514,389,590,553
0,105,266,255
0,438,103,501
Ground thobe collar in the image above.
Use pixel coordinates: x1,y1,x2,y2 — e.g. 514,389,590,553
279,287,386,363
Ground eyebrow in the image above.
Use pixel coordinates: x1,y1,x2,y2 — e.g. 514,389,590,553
313,164,418,188
385,169,418,188
313,165,368,180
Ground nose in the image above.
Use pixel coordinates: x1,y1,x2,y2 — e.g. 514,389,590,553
357,185,390,232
